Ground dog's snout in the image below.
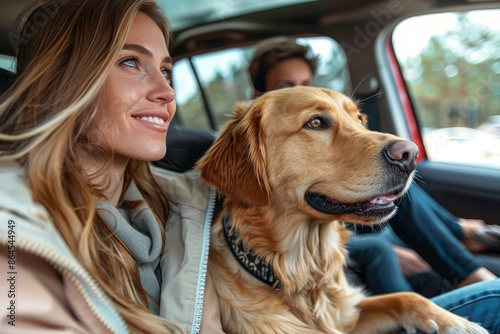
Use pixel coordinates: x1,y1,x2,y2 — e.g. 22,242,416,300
383,140,419,173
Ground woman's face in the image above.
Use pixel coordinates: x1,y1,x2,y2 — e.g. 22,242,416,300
90,12,175,165
265,57,313,91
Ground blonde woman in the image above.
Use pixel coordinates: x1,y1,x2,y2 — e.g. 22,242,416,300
0,0,222,333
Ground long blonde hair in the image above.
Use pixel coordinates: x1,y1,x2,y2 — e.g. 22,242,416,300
0,0,180,332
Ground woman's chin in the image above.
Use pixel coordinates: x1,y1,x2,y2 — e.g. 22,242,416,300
116,147,167,163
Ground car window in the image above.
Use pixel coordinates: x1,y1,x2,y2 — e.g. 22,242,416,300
0,55,15,72
172,58,212,128
172,36,352,130
392,9,500,168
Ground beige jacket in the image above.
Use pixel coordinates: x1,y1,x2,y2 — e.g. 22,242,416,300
0,162,224,334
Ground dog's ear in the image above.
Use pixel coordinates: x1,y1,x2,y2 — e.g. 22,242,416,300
196,100,270,207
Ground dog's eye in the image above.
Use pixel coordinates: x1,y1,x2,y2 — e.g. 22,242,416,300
305,117,328,130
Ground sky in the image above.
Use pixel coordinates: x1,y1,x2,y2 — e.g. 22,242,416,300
393,9,500,61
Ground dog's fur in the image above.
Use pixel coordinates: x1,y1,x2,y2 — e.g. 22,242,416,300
196,87,487,334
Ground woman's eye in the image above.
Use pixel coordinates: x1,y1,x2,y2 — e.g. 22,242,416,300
162,68,173,84
121,58,139,68
305,117,327,130
281,83,294,89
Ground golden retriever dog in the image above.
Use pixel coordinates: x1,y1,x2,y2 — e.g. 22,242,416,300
195,86,487,334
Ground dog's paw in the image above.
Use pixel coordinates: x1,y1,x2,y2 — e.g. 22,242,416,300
402,311,488,334
355,292,489,334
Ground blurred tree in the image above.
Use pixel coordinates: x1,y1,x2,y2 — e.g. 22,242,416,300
402,12,500,129
314,43,351,94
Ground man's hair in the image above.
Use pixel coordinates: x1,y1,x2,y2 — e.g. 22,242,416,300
248,36,319,93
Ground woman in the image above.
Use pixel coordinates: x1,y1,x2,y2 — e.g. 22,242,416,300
0,0,222,333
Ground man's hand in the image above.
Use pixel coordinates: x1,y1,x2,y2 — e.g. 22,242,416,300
393,245,431,277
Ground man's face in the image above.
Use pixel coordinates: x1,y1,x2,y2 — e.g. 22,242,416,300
265,57,313,91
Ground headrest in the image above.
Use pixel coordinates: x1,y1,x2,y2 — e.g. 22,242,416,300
154,124,218,173
0,68,16,96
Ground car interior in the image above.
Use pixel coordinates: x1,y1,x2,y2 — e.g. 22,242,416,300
1,0,499,271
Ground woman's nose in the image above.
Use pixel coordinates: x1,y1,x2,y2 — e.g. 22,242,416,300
148,71,175,104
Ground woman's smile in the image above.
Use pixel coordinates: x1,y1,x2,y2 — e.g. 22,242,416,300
132,111,170,133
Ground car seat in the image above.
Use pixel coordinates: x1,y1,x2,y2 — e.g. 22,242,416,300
154,124,217,172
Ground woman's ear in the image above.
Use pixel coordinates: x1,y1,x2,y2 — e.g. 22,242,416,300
195,100,270,207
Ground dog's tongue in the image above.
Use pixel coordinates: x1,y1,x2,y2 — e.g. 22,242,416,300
362,195,397,214
369,195,397,204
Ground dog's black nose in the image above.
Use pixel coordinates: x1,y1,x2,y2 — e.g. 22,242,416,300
384,140,419,173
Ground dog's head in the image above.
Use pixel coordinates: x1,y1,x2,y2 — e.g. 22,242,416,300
196,86,418,225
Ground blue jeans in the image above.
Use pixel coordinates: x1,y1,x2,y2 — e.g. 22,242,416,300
346,234,413,294
431,279,500,333
388,184,479,284
354,183,481,285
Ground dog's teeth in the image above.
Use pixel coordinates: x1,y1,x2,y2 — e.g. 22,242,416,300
370,198,388,204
